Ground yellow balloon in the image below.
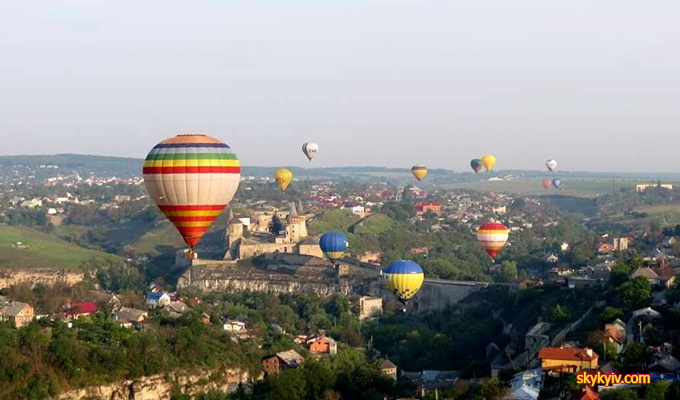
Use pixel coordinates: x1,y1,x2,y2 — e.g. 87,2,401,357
275,168,293,192
481,155,496,171
411,165,428,182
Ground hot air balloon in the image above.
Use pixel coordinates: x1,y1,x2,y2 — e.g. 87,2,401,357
302,142,319,162
542,179,552,190
143,134,240,260
477,222,509,261
384,260,424,309
275,168,293,192
470,159,483,174
552,178,562,189
412,165,428,181
481,155,496,172
319,232,348,265
546,159,558,172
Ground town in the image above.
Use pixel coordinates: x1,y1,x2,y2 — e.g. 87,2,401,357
2,156,680,400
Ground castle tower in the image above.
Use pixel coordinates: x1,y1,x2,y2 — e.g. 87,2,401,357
225,217,244,260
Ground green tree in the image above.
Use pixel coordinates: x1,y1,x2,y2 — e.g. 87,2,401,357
499,261,518,282
600,307,624,324
265,369,307,400
620,277,652,310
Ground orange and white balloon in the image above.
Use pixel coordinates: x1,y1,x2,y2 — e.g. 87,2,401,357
477,222,509,260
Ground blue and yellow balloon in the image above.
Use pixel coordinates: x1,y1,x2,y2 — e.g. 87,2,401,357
384,260,424,310
319,232,348,265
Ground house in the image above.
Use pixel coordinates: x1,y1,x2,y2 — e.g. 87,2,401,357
650,262,676,288
506,368,542,400
166,301,189,318
223,319,247,333
403,370,459,395
146,292,171,308
114,307,147,328
647,355,680,373
65,302,97,319
603,319,627,354
262,350,304,376
309,337,337,356
413,201,441,216
344,202,365,215
545,253,559,263
0,301,34,328
631,307,662,324
379,359,398,381
358,296,383,321
630,267,661,286
569,386,600,400
596,243,614,254
538,347,599,373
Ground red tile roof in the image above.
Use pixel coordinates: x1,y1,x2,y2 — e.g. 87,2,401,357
538,347,598,362
70,301,97,315
571,386,600,400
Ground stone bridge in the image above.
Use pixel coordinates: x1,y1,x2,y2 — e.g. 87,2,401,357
410,278,492,314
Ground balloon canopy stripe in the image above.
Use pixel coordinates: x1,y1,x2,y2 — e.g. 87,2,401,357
145,152,238,161
142,166,241,174
158,205,227,211
153,143,230,149
143,160,240,167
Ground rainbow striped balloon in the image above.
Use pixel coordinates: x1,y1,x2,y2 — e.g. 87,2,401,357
476,222,509,260
143,134,241,257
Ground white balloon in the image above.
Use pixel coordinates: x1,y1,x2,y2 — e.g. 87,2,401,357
546,159,558,171
302,142,319,161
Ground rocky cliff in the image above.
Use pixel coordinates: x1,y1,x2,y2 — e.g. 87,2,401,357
178,254,379,296
56,368,251,400
0,269,83,288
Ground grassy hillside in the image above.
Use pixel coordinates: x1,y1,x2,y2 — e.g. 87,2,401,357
350,213,399,235
308,210,361,235
0,225,122,270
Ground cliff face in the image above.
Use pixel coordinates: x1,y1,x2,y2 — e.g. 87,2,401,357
0,269,83,288
56,368,251,400
178,254,382,296
178,263,353,296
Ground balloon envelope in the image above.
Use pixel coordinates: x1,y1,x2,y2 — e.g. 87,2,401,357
542,179,552,189
481,155,496,171
552,178,562,188
275,169,293,192
319,232,349,262
302,142,319,161
143,134,240,252
546,159,558,172
384,260,424,304
477,222,509,260
470,159,483,173
412,165,428,181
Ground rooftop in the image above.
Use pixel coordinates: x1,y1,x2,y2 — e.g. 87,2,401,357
538,347,598,362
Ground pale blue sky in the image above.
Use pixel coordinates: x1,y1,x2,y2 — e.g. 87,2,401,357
1,1,679,172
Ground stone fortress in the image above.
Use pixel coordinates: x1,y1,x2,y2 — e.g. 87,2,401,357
225,201,324,261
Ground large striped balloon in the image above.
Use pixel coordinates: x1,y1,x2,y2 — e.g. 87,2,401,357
477,222,509,260
143,134,240,258
384,260,424,305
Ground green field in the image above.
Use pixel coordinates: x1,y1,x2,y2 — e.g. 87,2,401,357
608,204,680,228
0,225,123,270
443,177,680,198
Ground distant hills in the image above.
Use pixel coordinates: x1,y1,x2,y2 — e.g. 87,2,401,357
1,154,680,181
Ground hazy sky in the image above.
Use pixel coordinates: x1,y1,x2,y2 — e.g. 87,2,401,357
1,1,679,172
